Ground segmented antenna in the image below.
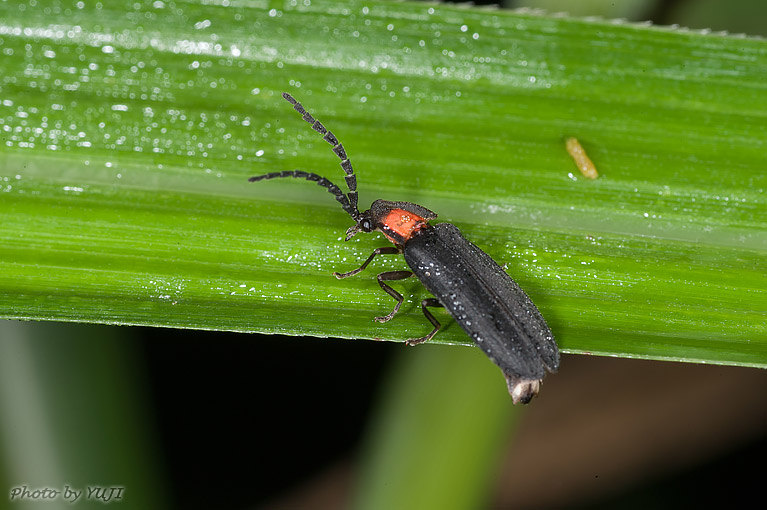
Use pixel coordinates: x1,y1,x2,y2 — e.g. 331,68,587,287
248,170,359,220
280,92,359,213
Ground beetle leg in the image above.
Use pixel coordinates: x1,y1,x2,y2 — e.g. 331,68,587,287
333,247,400,279
406,298,443,346
373,270,415,323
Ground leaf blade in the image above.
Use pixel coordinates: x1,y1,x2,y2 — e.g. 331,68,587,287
0,1,765,367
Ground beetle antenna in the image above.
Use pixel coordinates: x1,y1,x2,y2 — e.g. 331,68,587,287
248,171,361,221
281,92,359,213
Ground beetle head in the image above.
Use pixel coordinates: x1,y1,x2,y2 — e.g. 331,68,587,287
344,211,376,240
345,199,438,245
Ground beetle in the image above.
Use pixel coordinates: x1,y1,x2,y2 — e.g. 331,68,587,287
249,92,559,404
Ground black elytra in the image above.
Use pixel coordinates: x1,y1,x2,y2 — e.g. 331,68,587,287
249,92,559,404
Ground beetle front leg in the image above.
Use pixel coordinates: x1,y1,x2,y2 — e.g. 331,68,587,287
373,270,415,323
406,298,443,346
333,247,400,279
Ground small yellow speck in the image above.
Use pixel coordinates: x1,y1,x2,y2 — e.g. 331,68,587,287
565,137,599,179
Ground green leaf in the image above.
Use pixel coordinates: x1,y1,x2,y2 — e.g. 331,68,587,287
0,0,765,367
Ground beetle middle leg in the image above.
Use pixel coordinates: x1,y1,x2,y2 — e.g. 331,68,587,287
373,270,415,323
406,298,443,346
333,247,400,279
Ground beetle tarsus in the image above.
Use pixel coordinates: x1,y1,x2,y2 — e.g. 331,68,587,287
405,298,442,345
373,271,414,322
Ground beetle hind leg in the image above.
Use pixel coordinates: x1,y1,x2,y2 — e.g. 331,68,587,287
373,271,415,323
406,298,442,346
